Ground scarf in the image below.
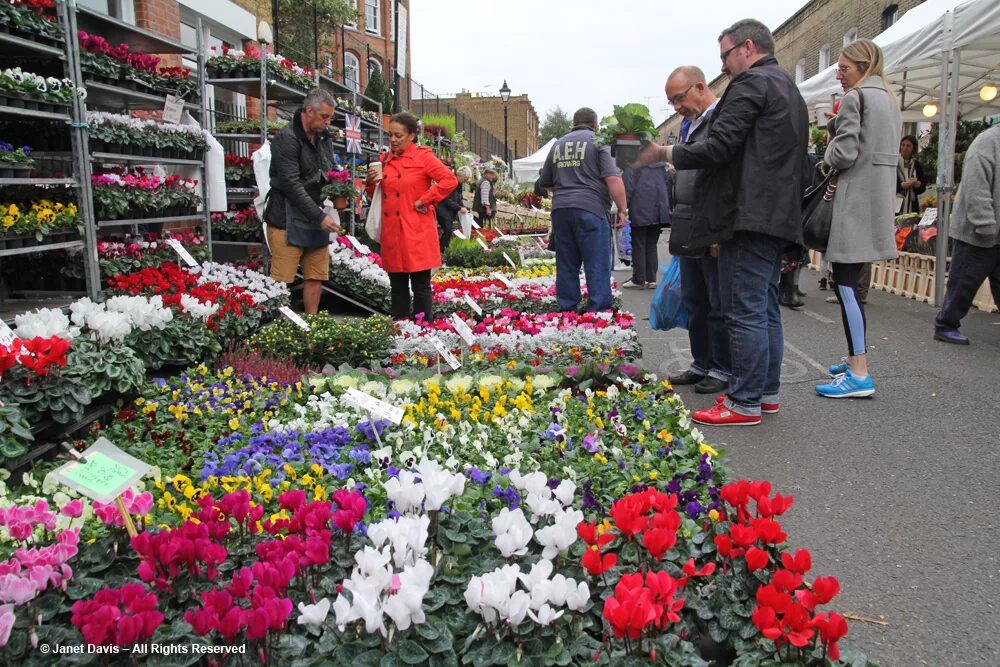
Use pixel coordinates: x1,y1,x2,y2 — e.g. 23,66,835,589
897,157,917,214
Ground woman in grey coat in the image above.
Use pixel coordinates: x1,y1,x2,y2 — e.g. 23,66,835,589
816,39,901,399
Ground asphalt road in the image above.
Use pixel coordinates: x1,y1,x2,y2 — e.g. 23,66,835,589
614,244,1000,667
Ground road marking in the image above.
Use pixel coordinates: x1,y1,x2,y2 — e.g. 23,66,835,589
800,308,837,324
783,340,831,376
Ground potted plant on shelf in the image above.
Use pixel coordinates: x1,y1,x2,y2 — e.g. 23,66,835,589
597,103,659,168
0,141,34,178
321,169,359,210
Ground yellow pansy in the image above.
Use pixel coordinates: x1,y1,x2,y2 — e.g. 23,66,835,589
699,443,719,457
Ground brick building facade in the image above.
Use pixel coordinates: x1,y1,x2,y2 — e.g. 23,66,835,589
657,0,926,141
432,91,540,159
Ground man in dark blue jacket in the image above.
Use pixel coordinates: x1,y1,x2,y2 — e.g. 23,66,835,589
637,19,809,426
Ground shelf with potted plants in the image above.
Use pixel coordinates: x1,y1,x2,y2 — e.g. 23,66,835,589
91,171,202,229
213,117,286,142
0,0,65,57
210,206,261,245
205,44,312,102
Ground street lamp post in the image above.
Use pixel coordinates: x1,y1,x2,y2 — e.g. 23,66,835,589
499,79,511,174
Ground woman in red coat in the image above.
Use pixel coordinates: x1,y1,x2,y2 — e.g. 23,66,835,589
366,112,458,321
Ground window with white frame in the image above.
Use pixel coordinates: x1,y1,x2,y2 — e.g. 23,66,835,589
368,57,382,80
883,5,899,30
344,52,360,92
795,59,806,83
843,28,858,47
819,44,831,71
365,0,380,34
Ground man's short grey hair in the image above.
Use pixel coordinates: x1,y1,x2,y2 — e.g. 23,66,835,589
457,166,473,179
303,88,335,112
719,19,775,55
572,107,598,127
669,65,707,86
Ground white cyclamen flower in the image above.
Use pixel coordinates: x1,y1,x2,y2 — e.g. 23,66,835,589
491,507,533,558
296,598,331,627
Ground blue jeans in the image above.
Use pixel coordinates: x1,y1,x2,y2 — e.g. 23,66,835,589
679,255,730,381
935,239,1000,332
552,208,613,311
718,233,784,415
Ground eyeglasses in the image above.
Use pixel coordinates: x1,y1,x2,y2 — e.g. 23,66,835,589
667,85,695,107
836,64,854,74
720,43,743,62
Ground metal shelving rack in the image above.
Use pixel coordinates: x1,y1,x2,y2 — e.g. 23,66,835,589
0,0,88,321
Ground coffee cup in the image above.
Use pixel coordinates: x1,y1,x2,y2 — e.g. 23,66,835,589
368,162,383,181
813,103,832,125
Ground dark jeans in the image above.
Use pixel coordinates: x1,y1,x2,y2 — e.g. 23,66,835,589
552,208,612,312
437,219,454,253
718,233,784,415
935,239,1000,332
388,270,433,322
831,263,868,356
678,254,730,381
631,225,661,284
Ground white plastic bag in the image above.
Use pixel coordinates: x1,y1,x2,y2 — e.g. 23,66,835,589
251,141,271,219
365,185,382,243
458,211,474,239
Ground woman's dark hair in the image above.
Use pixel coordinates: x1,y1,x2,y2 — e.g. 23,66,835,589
390,112,419,136
900,135,919,154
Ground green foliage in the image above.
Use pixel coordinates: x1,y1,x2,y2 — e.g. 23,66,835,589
0,403,33,464
248,313,394,368
274,0,359,72
420,114,456,139
444,238,522,269
215,118,286,135
540,106,572,144
64,338,147,399
0,367,92,425
125,315,223,370
921,118,996,185
597,103,659,144
363,67,395,114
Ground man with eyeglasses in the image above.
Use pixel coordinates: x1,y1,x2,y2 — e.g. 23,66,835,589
635,19,809,426
663,66,730,397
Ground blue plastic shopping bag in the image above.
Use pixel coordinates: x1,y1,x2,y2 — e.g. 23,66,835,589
649,256,689,331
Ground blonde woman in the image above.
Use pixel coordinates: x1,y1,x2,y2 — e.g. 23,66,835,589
816,39,901,398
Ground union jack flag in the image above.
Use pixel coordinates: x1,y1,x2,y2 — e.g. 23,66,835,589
344,114,363,154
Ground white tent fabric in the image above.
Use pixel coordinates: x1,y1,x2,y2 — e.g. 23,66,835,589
798,0,1000,121
512,138,556,185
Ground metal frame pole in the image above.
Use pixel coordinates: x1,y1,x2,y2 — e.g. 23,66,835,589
197,17,212,257
934,11,957,306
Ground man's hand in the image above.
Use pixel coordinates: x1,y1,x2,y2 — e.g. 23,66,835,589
414,200,427,213
485,206,493,217
615,210,627,229
709,244,720,258
631,141,665,168
320,215,341,234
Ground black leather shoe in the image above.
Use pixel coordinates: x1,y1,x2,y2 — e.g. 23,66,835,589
668,370,705,385
694,376,729,394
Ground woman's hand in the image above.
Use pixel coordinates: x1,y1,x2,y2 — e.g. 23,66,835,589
414,200,427,213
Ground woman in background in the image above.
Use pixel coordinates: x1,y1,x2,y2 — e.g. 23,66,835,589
897,134,926,214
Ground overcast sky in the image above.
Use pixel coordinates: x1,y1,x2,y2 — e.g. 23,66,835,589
411,1,805,129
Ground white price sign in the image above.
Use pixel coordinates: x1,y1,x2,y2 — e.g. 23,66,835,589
502,252,517,269
470,218,481,229
490,271,512,287
462,294,483,316
429,335,461,370
450,313,476,346
346,235,369,254
476,238,489,251
162,94,184,124
166,238,199,267
918,207,938,228
343,387,405,424
0,321,17,348
278,306,311,331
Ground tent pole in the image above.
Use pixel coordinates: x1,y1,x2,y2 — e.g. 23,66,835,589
934,12,957,307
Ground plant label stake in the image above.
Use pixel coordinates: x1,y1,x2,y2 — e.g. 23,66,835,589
165,238,199,267
343,387,404,425
450,313,476,347
490,272,512,288
470,218,481,230
453,230,467,240
502,252,517,269
0,321,16,348
462,294,483,316
476,238,489,251
278,306,311,331
52,438,151,538
346,235,369,254
162,95,184,124
429,335,461,370
919,207,938,228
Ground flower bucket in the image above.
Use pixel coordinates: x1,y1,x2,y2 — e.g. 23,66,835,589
611,137,643,169
334,196,349,210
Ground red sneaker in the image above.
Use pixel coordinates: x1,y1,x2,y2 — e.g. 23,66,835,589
692,402,761,426
761,402,780,414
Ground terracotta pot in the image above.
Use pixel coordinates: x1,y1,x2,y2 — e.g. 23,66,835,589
615,132,640,141
334,196,349,210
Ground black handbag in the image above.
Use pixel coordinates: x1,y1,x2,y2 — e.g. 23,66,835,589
801,89,865,253
285,200,329,249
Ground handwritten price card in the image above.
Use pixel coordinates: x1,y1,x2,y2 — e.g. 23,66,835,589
52,438,151,503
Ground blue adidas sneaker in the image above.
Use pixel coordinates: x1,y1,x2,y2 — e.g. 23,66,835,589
816,370,875,398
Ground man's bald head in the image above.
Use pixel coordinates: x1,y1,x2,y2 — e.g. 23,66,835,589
665,66,716,121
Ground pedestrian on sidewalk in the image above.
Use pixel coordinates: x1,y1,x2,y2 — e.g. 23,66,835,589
933,124,1000,345
663,65,730,396
815,39,901,398
537,108,627,312
635,19,809,425
621,162,670,288
365,112,458,322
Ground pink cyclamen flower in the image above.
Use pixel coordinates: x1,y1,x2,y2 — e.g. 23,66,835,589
0,605,14,648
60,500,84,518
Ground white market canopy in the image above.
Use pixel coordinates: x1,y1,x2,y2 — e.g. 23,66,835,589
797,0,1000,122
512,138,556,185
